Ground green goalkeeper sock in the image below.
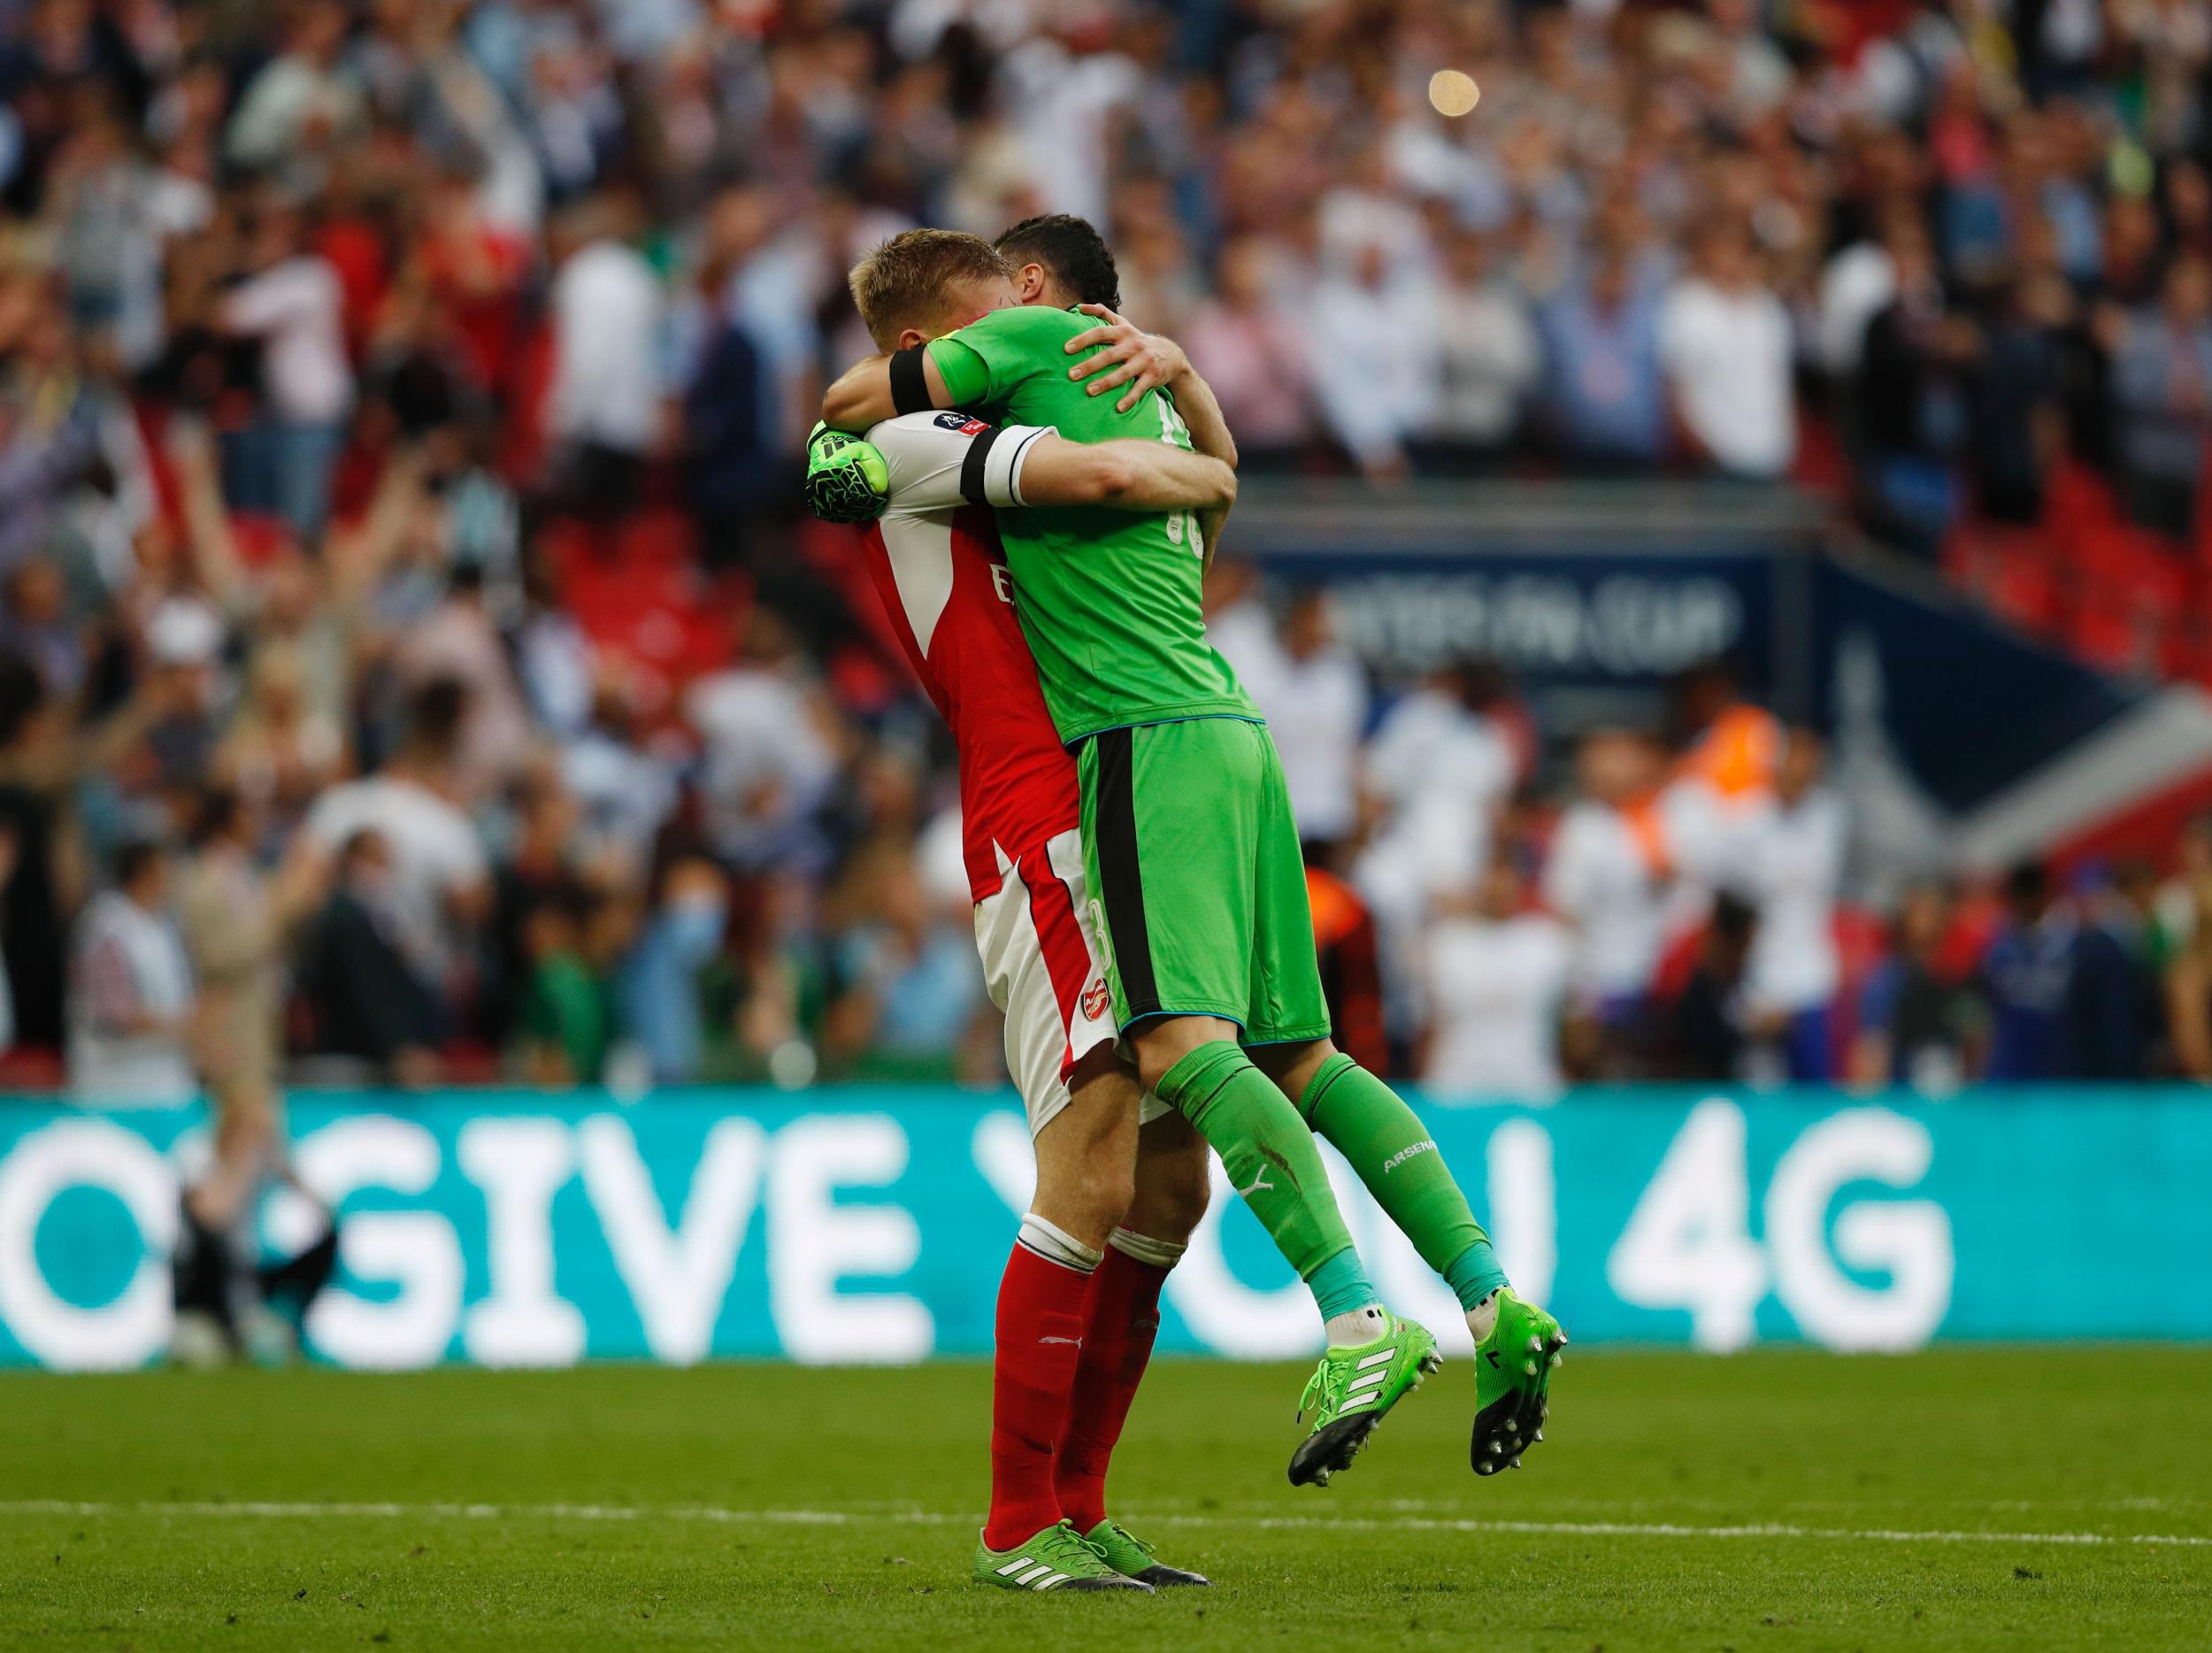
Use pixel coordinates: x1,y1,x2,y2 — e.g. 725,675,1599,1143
1297,1053,1508,1311
1156,1041,1374,1313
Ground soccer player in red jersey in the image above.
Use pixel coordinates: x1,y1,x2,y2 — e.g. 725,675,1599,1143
810,228,1235,1592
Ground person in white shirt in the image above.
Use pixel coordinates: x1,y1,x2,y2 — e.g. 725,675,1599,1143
302,678,491,990
545,188,666,511
1425,224,1541,462
1423,850,1573,1100
1229,589,1369,853
1542,729,1671,1038
1310,240,1440,480
68,841,196,1106
1353,660,1524,1037
1735,727,1847,1081
1657,219,1796,479
224,200,353,539
686,608,839,873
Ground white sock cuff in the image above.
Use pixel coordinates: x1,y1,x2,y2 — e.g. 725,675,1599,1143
1018,1212,1103,1272
1108,1227,1187,1270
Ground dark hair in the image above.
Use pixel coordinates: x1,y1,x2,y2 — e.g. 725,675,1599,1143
0,653,44,749
405,675,470,759
2007,861,2049,907
995,214,1121,311
114,838,165,889
187,784,244,850
340,827,388,870
1709,891,1759,944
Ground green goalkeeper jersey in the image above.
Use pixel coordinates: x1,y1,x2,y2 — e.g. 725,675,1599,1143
926,304,1259,743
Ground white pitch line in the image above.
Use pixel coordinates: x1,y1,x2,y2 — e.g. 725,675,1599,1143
0,1500,2207,1549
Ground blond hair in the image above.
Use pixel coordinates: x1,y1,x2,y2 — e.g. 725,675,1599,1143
847,229,1012,351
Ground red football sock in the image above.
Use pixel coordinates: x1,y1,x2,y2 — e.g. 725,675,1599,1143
1055,1241,1171,1534
985,1241,1094,1551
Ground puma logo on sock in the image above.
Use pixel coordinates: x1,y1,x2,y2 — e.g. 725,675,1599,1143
1233,1168,1274,1198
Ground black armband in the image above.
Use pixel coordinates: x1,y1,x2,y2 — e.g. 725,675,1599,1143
889,345,931,415
958,426,1003,506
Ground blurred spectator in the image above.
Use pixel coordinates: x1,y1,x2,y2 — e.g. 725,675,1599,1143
67,838,194,1104
517,890,623,1088
1423,850,1571,1100
687,609,838,874
225,0,366,182
1181,236,1316,473
1544,729,1669,1049
1539,247,1666,469
173,785,327,1238
1421,224,1540,468
1310,240,1435,481
395,562,532,803
302,676,491,993
541,188,665,520
1855,219,1974,553
1736,729,1845,1082
1659,219,1795,480
823,841,984,1081
1225,588,1367,857
1981,862,2145,1080
2110,256,2212,539
1668,891,1759,1083
220,197,353,539
1306,860,1387,1073
1851,884,1983,1094
618,854,728,1085
295,827,442,1086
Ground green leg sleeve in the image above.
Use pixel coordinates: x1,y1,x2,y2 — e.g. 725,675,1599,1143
1298,1054,1508,1310
1156,1041,1366,1301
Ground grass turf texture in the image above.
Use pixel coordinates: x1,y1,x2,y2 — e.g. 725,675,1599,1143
2,1348,2208,1651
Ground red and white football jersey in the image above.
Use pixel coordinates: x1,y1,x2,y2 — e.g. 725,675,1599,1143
858,411,1069,901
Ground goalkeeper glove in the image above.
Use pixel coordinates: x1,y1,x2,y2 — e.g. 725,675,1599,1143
804,420,890,524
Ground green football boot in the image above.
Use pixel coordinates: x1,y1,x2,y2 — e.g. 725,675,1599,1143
1471,1288,1567,1476
972,1518,1153,1593
1081,1518,1210,1588
1287,1311,1441,1487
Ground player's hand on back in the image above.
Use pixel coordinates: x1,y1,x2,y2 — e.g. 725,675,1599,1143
804,420,891,524
1064,304,1189,414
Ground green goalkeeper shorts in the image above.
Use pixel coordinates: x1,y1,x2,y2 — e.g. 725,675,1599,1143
1075,716,1333,1044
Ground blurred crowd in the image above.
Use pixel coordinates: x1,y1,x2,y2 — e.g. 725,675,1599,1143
7,0,2212,1100
1217,596,2212,1096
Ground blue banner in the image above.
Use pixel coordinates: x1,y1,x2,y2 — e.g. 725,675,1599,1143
2,1088,2207,1369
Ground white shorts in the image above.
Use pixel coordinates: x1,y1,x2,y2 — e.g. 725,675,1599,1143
972,827,1167,1138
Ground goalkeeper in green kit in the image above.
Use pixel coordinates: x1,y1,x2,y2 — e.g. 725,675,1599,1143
819,216,1564,1486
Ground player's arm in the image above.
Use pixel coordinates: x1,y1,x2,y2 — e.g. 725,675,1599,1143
820,349,957,432
820,307,1054,431
1019,435,1237,512
1063,304,1239,558
1064,304,1236,466
863,415,1233,516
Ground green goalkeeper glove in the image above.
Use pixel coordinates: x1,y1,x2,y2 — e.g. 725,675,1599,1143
805,420,890,524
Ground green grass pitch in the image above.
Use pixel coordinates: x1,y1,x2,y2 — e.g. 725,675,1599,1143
3,1347,2208,1651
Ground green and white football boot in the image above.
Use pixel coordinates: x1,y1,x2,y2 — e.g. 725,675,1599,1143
1081,1518,1210,1588
1287,1311,1441,1487
972,1518,1153,1593
1471,1288,1567,1476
